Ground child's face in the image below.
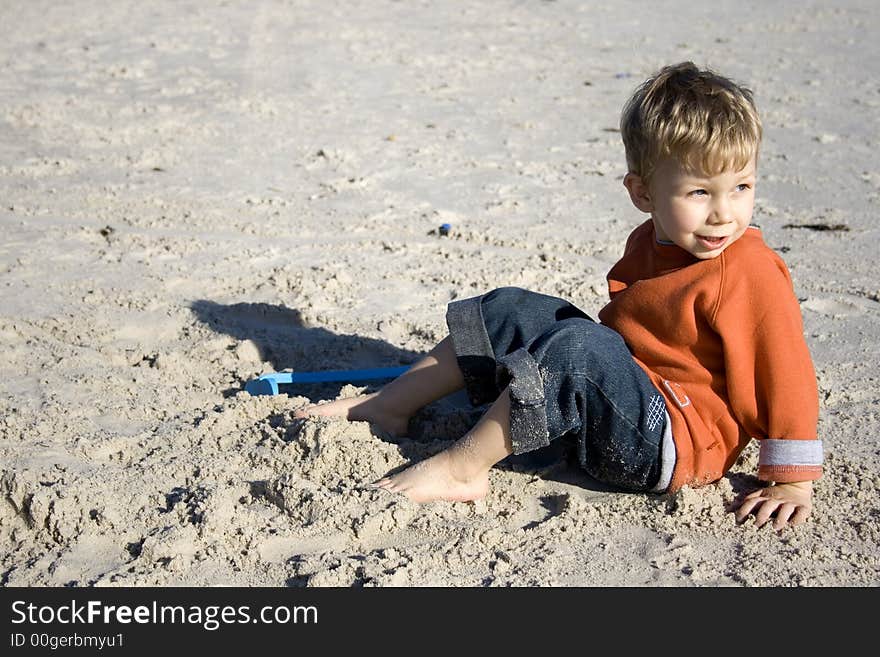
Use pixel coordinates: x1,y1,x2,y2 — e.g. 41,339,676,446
644,156,757,260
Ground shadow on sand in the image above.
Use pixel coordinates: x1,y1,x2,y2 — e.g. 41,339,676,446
189,299,422,399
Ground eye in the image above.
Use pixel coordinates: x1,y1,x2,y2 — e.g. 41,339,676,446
735,183,752,192
688,189,708,197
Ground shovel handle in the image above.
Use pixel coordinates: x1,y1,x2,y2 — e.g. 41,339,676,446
245,366,410,396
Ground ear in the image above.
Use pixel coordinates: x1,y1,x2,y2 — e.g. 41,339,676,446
623,173,653,213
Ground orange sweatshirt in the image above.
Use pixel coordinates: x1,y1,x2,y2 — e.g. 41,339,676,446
598,220,822,492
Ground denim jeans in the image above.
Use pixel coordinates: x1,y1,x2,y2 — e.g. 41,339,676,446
446,287,670,492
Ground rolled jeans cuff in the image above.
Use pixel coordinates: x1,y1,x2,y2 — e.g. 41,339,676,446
446,295,550,455
497,349,551,454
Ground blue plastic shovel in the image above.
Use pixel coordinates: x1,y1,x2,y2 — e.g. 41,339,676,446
244,366,410,396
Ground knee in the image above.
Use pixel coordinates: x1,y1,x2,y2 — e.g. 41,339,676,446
480,287,536,322
482,286,530,306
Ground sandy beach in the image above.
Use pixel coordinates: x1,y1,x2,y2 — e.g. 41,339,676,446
1,0,878,587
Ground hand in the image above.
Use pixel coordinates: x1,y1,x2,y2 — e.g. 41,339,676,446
733,480,813,530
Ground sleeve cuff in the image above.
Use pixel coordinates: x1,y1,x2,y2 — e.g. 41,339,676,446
757,438,823,482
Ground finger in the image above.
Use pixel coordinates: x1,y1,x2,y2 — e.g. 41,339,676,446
753,499,780,528
744,488,768,500
789,505,811,526
734,497,761,522
772,503,797,531
734,496,765,522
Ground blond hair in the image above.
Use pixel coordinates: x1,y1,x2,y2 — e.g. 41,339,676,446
620,62,762,183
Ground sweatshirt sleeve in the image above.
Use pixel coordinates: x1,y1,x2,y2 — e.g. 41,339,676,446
713,249,822,483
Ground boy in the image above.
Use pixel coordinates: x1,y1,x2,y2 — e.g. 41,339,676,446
295,62,822,531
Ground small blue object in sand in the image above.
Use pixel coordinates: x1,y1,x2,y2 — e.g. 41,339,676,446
245,366,410,396
439,223,452,236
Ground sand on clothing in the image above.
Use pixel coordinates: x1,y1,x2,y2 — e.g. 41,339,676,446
1,0,878,586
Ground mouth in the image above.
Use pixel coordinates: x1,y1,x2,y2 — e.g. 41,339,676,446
696,235,728,249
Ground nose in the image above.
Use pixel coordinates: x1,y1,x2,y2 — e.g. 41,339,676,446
708,196,733,224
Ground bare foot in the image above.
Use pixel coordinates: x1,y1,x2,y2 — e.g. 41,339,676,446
370,450,490,503
293,392,410,437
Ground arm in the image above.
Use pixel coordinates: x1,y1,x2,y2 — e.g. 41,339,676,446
732,480,813,530
714,250,821,528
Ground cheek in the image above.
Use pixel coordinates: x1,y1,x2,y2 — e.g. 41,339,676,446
730,202,754,227
666,202,703,230
739,198,756,216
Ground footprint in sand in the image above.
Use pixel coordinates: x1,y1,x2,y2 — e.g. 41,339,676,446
801,296,864,318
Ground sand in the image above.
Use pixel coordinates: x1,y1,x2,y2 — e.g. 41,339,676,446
1,0,878,587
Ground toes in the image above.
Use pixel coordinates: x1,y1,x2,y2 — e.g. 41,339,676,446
369,477,405,495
